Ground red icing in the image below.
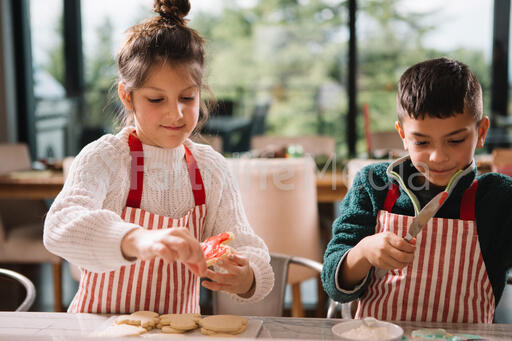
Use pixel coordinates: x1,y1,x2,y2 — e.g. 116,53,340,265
201,232,233,260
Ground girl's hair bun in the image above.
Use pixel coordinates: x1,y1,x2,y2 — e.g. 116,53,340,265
153,0,190,26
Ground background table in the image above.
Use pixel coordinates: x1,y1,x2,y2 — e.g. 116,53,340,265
0,171,64,199
1,312,512,340
0,170,346,203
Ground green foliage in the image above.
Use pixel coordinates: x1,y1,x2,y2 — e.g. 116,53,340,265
37,0,492,158
83,17,118,129
41,15,65,87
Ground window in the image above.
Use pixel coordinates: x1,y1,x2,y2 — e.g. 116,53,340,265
358,0,493,155
30,0,71,160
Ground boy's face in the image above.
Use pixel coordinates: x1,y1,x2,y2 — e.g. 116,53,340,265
395,112,489,186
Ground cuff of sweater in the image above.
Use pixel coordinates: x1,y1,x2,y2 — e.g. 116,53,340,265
90,221,140,271
230,255,274,303
335,250,370,294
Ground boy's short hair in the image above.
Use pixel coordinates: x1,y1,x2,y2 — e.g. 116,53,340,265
397,57,483,121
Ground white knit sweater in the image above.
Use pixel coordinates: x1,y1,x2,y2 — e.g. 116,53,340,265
43,127,274,303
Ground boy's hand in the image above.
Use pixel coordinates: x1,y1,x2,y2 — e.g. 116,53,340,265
201,253,255,297
121,227,207,277
361,231,416,270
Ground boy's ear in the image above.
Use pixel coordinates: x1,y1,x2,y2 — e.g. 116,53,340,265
476,116,490,148
118,83,133,111
395,120,408,150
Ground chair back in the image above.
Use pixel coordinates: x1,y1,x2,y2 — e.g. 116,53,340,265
227,157,321,284
213,253,330,316
234,102,271,152
0,268,36,311
190,134,223,153
0,144,32,175
369,130,404,158
250,103,271,136
213,253,291,316
492,148,512,177
345,159,393,189
0,144,48,244
251,135,335,157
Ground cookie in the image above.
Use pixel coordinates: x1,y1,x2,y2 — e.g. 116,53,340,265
163,314,199,331
161,326,187,334
116,311,160,329
142,334,185,338
198,315,248,334
160,313,202,324
200,323,246,336
114,314,133,325
97,323,147,337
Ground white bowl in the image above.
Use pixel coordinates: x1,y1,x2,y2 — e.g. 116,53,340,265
331,319,403,341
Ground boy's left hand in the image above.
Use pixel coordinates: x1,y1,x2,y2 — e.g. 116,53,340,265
201,253,255,297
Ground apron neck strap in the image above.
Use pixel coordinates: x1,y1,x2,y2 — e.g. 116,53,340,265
127,132,144,208
383,179,478,221
184,146,206,206
460,179,478,221
126,131,206,208
383,183,401,212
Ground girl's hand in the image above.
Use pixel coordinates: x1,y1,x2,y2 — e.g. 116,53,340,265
121,227,207,277
201,254,255,297
360,231,416,270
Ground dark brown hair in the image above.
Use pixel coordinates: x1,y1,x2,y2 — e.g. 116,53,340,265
116,0,211,131
397,57,482,122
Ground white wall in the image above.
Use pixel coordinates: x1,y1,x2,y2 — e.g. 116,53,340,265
0,0,17,143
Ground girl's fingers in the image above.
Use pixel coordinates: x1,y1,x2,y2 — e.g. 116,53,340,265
162,234,206,265
205,269,235,284
152,243,178,263
214,258,240,274
201,280,229,292
186,263,206,278
227,254,248,266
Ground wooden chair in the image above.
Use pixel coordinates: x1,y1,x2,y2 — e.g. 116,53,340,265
226,157,322,316
0,143,62,311
251,135,336,157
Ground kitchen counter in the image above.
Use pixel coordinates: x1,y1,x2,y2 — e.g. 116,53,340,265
1,312,512,340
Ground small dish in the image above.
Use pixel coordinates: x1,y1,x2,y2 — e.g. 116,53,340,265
332,318,404,341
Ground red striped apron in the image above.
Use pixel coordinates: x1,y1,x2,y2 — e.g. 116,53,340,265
355,180,495,323
69,133,207,314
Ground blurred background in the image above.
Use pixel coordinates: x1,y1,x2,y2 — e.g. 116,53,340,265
1,0,512,320
1,0,507,159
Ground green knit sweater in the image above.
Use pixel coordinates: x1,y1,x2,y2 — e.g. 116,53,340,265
322,157,512,310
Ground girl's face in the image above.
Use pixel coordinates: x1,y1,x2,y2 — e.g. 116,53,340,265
119,62,200,149
396,112,489,186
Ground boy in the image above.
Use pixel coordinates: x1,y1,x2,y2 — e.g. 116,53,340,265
322,57,512,323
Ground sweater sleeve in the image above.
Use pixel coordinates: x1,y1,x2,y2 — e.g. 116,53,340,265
321,164,387,303
201,150,274,303
475,173,512,305
43,140,139,273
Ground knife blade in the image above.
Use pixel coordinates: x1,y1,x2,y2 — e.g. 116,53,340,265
404,190,448,241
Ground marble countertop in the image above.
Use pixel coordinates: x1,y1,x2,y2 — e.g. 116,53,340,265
1,312,512,340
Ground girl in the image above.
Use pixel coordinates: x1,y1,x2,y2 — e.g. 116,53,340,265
43,0,274,314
